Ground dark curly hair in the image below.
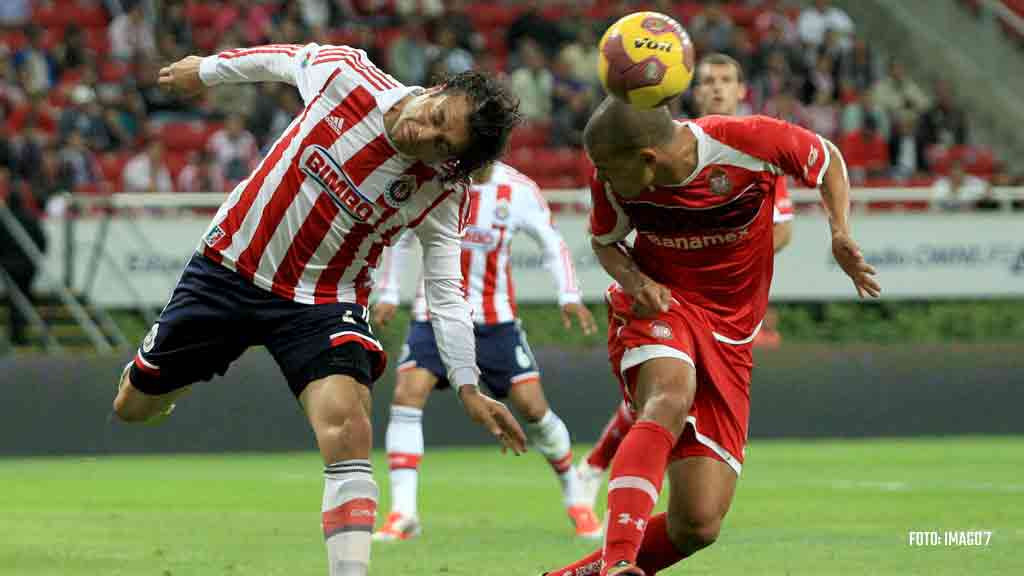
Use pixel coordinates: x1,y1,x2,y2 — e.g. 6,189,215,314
436,71,521,181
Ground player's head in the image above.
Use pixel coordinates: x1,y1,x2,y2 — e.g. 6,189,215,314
390,70,520,181
584,97,675,197
694,53,746,117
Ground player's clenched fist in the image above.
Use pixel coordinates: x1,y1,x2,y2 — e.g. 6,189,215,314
159,55,205,98
458,385,527,455
626,276,672,318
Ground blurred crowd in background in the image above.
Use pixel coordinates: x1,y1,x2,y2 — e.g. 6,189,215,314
0,0,1020,218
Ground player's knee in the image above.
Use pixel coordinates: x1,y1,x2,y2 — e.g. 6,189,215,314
320,410,372,451
392,373,432,408
668,512,723,553
112,386,154,423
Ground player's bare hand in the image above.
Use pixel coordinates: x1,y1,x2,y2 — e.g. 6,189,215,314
371,302,398,327
627,277,672,318
458,386,527,455
832,233,881,298
158,56,205,98
561,302,597,335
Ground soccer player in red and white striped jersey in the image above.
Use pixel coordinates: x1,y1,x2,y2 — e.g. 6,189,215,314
111,43,526,576
370,161,602,540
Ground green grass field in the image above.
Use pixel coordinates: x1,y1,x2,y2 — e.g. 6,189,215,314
1,437,1022,576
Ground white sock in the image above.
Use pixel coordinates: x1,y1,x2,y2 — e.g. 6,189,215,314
527,410,581,507
322,460,377,576
385,405,423,518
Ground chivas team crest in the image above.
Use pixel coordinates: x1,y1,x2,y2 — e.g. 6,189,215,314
384,175,416,207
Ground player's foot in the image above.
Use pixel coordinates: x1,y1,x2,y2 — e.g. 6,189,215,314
575,459,605,509
567,504,603,540
603,561,645,576
372,512,421,541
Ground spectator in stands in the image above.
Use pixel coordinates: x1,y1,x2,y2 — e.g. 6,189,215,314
177,150,226,194
14,26,55,95
204,31,259,117
298,0,331,31
510,39,553,122
838,113,889,184
213,0,274,46
0,58,26,122
388,19,431,87
917,79,969,151
690,0,737,55
30,145,72,209
888,111,925,181
507,0,567,61
8,107,50,182
207,114,259,185
426,23,475,75
396,0,444,19
762,86,809,128
839,36,882,93
58,85,116,152
264,89,303,145
52,25,92,77
0,0,31,29
550,52,593,148
798,0,854,49
6,95,57,138
559,24,601,91
160,0,194,51
443,0,484,53
109,0,158,62
60,130,102,191
931,159,989,212
869,59,931,119
839,80,889,139
123,138,173,194
0,170,47,347
805,83,839,141
750,49,795,113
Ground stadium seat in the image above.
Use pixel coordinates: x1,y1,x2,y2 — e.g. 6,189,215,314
184,2,219,28
160,122,210,152
508,122,550,149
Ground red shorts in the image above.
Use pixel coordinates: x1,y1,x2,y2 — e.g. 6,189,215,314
606,285,754,475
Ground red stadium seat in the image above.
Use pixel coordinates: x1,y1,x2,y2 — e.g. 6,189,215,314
67,3,109,28
508,122,550,149
184,2,219,28
99,61,131,83
165,151,190,180
0,30,27,51
85,27,110,56
160,122,210,152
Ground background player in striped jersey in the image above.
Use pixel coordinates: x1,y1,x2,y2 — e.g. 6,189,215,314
544,97,878,576
370,161,603,540
574,53,796,509
112,43,526,576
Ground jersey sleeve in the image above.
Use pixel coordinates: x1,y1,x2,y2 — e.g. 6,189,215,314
698,115,832,188
588,173,634,246
517,182,582,306
374,230,417,306
199,43,395,105
772,177,794,224
413,183,479,389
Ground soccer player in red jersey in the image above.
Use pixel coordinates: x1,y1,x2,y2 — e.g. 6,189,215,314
576,53,796,507
542,94,880,576
111,44,526,576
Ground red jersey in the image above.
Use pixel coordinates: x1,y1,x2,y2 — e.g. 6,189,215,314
590,115,830,341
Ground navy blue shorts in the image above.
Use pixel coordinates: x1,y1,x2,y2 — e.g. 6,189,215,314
129,253,386,397
397,320,540,399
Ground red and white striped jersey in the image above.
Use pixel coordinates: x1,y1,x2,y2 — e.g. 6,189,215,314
195,43,478,386
376,162,581,324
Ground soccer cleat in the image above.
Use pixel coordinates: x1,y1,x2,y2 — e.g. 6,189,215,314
575,459,606,510
567,504,603,540
372,512,421,542
603,561,645,576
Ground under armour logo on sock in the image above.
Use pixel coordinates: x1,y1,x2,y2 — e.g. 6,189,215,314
616,513,646,531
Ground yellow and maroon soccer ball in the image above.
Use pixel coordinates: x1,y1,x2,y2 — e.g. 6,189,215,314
597,11,696,108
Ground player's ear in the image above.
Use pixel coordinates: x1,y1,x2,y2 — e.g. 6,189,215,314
639,148,659,167
738,82,748,101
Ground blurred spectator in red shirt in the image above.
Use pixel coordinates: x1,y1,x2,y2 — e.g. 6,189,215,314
213,0,273,45
839,114,889,184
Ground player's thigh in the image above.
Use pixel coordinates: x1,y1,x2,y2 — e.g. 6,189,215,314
125,255,254,398
665,456,738,544
300,370,373,463
393,367,439,409
477,321,541,403
628,357,697,436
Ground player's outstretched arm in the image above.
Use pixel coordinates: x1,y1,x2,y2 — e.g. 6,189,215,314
818,140,881,298
591,238,672,318
161,43,323,101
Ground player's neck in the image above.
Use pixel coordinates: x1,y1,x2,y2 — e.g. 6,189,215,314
656,125,699,186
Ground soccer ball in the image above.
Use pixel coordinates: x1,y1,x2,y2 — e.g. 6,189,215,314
597,11,696,109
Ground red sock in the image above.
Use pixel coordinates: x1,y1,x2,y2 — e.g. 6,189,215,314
603,421,675,570
586,402,634,470
636,514,687,574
